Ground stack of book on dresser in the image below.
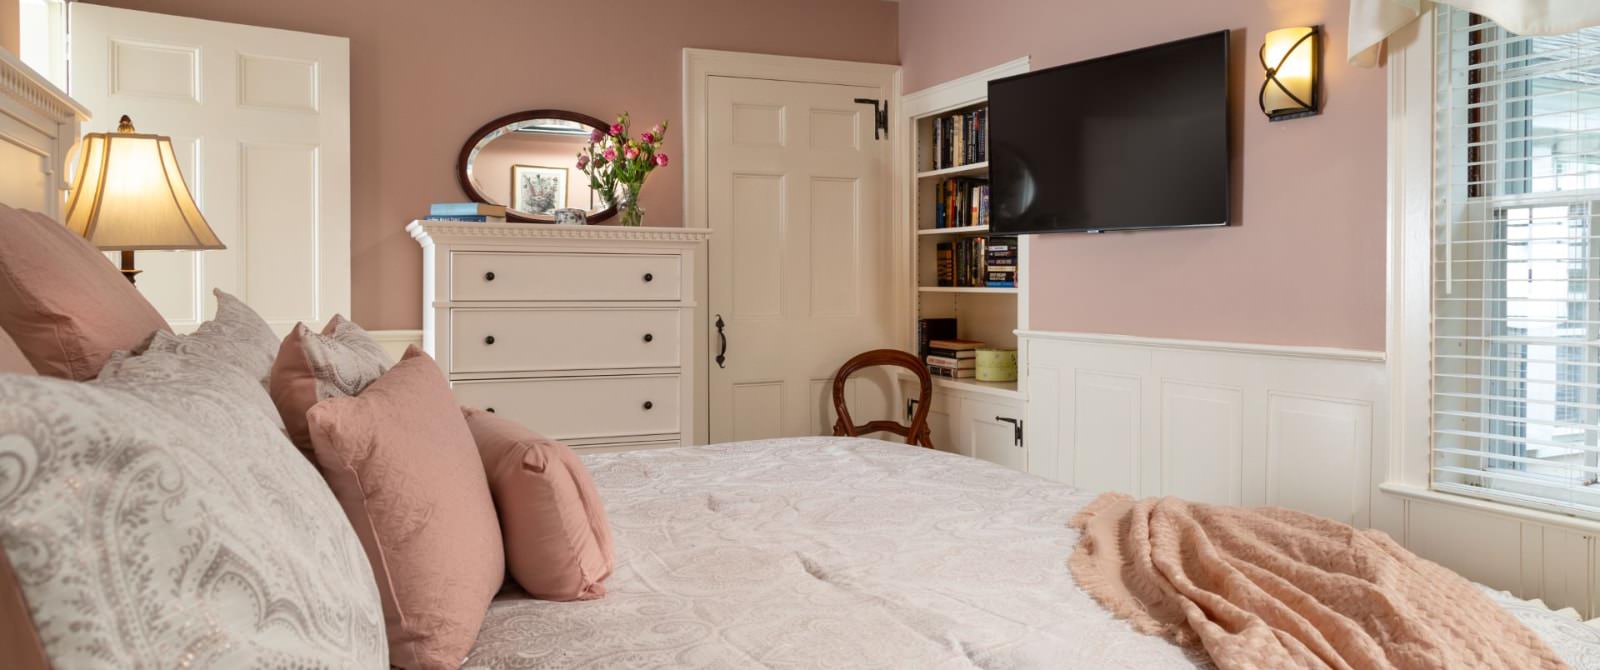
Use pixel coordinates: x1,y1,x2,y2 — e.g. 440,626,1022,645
926,339,983,379
429,203,506,222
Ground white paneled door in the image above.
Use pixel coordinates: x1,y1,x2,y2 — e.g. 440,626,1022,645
70,4,350,333
706,75,895,442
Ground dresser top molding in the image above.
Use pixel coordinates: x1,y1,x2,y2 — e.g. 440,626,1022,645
408,220,713,246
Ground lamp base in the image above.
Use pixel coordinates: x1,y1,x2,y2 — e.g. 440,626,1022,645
119,250,141,285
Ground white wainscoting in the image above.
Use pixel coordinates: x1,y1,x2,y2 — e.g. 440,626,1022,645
1021,330,1388,528
1022,329,1600,616
368,329,423,362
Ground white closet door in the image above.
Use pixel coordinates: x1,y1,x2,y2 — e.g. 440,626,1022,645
706,76,896,442
69,4,350,333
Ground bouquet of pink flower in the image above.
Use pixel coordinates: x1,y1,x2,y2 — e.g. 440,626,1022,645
577,112,668,226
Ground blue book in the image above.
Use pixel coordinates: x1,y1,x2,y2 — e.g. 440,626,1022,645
430,202,505,217
430,215,502,222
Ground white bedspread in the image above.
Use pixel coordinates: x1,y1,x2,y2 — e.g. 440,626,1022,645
462,437,1600,669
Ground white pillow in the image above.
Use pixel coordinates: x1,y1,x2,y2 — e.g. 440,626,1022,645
0,347,386,668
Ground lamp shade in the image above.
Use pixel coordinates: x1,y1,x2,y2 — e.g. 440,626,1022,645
63,116,223,251
1260,26,1321,121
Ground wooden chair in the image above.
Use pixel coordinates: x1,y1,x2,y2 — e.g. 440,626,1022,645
831,349,935,449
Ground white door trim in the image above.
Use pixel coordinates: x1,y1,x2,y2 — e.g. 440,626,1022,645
682,48,901,445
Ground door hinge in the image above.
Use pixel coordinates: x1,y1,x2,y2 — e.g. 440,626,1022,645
853,98,888,140
996,416,1023,447
905,398,919,420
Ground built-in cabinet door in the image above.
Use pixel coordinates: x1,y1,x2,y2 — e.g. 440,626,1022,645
966,398,1026,471
906,383,961,456
898,380,1025,471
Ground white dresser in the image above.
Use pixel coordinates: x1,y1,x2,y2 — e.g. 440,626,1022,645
407,221,711,452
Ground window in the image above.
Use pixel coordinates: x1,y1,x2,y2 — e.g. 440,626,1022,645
1432,8,1600,517
18,0,68,89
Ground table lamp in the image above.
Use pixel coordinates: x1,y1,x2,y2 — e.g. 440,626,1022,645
62,115,224,283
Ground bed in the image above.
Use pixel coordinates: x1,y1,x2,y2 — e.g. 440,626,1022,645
464,437,1600,669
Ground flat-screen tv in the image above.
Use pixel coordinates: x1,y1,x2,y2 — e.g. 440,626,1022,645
988,30,1230,234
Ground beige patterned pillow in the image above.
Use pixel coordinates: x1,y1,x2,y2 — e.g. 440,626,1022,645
0,349,387,668
137,289,279,387
270,315,395,450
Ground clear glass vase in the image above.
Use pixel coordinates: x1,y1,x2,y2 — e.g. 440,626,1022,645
612,183,645,227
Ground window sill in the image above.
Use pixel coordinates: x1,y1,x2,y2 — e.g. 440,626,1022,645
1379,482,1600,535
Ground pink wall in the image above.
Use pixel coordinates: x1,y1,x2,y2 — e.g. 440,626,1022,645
2,0,18,54
900,0,1386,351
86,0,900,330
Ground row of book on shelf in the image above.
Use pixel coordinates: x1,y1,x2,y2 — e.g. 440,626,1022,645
930,106,987,171
933,177,990,229
936,235,1017,288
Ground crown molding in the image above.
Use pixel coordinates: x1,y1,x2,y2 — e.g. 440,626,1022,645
407,220,713,245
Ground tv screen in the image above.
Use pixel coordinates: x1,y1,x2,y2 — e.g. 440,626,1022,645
988,30,1230,234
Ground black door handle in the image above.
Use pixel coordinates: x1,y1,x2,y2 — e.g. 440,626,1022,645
643,272,654,282
643,333,654,343
643,401,654,410
714,314,727,368
484,335,496,345
484,271,495,281
485,407,496,414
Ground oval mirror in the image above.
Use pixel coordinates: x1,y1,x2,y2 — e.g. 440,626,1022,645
456,110,614,223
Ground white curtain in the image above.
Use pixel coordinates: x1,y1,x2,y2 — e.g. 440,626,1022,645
1350,0,1600,66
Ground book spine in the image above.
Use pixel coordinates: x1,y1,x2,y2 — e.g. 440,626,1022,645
430,215,502,222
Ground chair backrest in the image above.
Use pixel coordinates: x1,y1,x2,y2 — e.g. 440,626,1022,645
831,349,935,449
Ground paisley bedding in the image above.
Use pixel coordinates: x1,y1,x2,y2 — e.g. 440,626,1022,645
463,437,1600,669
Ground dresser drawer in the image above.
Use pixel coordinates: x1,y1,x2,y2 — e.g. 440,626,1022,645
450,308,680,373
451,375,680,441
451,252,681,302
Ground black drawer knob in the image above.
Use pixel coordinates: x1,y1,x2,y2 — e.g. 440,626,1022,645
485,407,496,414
643,272,654,282
484,271,496,281
484,335,496,345
643,401,654,410
643,333,654,343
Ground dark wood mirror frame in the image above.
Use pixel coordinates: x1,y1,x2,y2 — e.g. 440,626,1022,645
456,109,617,224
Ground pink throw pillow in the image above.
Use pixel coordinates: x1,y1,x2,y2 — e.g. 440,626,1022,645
463,407,614,601
307,346,503,669
0,204,170,380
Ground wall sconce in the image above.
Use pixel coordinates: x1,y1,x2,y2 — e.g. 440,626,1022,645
1260,26,1321,121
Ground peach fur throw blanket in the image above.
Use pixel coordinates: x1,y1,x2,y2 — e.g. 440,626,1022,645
1068,493,1569,670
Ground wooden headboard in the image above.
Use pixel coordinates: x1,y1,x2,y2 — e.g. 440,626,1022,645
0,47,88,219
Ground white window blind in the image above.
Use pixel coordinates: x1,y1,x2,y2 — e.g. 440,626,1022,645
1433,7,1600,518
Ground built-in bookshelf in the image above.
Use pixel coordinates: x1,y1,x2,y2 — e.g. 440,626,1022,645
903,70,1028,399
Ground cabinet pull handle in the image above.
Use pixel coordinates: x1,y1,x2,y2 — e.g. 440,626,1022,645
485,407,496,414
484,271,496,281
995,416,1024,447
643,333,654,343
643,272,654,283
714,314,727,368
643,401,654,410
484,335,496,345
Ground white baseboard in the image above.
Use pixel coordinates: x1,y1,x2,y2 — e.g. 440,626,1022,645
368,329,423,360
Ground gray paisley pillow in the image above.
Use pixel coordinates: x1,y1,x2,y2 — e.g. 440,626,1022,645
137,289,279,386
0,349,387,668
271,315,394,449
